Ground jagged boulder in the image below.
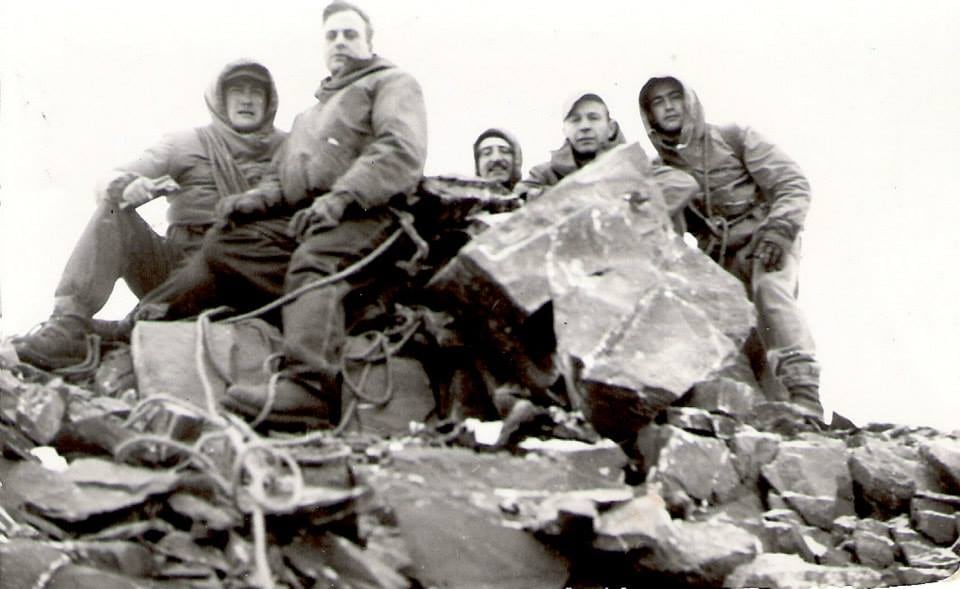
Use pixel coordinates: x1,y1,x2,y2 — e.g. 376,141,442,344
848,436,936,518
638,424,740,503
922,438,960,494
760,437,854,529
429,144,754,442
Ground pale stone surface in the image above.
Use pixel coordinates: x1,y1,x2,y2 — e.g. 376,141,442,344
760,438,854,529
723,553,884,589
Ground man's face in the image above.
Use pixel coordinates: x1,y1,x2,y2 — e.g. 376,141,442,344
323,10,373,74
562,100,614,156
647,79,685,134
224,80,268,132
476,136,515,184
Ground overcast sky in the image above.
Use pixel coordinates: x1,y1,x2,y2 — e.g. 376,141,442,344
2,1,959,433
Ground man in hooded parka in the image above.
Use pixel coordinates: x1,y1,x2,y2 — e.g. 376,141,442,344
473,128,523,190
638,75,822,421
13,59,286,371
167,1,428,425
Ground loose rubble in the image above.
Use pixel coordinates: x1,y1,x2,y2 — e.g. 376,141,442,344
2,160,959,587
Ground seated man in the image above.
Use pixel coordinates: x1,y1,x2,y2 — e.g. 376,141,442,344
157,1,427,426
473,128,523,190
638,75,822,420
13,59,285,371
515,92,624,200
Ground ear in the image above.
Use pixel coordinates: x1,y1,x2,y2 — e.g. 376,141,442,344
608,119,620,140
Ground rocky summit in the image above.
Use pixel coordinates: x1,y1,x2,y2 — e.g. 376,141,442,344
1,154,958,587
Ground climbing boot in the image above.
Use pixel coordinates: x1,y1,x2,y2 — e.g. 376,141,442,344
12,314,94,370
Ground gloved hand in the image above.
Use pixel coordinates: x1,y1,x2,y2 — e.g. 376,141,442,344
120,175,179,210
287,192,351,240
750,228,794,272
217,188,274,223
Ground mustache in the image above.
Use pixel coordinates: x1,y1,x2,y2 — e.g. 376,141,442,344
485,160,510,171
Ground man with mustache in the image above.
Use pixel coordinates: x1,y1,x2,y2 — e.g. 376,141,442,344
12,60,285,371
473,128,522,190
155,1,427,426
516,93,624,200
638,75,822,423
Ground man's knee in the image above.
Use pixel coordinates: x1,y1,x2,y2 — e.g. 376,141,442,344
752,269,797,312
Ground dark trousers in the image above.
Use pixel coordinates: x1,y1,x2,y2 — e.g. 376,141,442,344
185,209,399,395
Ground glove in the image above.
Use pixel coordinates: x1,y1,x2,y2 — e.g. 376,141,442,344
287,192,351,240
119,175,180,210
217,188,273,223
750,227,794,272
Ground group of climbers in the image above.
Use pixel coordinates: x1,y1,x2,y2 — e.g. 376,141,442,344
11,1,822,439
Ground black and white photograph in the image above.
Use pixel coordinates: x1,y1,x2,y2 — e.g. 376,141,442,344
0,1,958,587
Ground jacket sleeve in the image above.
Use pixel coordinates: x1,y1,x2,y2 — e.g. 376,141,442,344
651,164,698,218
94,131,192,203
514,163,555,200
330,72,428,210
741,126,811,239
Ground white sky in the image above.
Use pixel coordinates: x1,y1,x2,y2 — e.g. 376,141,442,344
2,1,959,433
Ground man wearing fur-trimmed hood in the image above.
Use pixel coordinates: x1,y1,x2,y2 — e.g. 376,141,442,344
638,75,821,423
13,59,286,371
473,128,523,190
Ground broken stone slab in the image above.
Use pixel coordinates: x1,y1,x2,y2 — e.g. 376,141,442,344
688,376,763,418
593,494,673,552
633,519,761,587
664,406,714,434
849,435,936,518
641,424,739,502
923,438,960,494
760,437,854,529
527,493,599,538
364,447,599,588
153,530,231,573
1,459,179,523
731,429,780,484
899,537,960,569
15,383,66,445
47,564,151,589
722,553,883,589
912,495,959,545
168,492,242,534
896,566,959,586
852,518,896,568
429,144,753,441
65,540,155,578
284,532,410,589
519,437,628,484
788,523,833,564
0,539,70,589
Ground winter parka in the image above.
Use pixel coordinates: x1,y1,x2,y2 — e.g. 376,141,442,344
265,56,427,211
638,76,811,256
99,59,286,231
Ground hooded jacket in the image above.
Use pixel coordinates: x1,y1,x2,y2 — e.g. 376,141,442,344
473,128,523,190
516,126,627,198
263,56,427,211
101,59,286,229
638,76,810,251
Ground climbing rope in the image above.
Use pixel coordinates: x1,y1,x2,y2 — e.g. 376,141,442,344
114,212,432,587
